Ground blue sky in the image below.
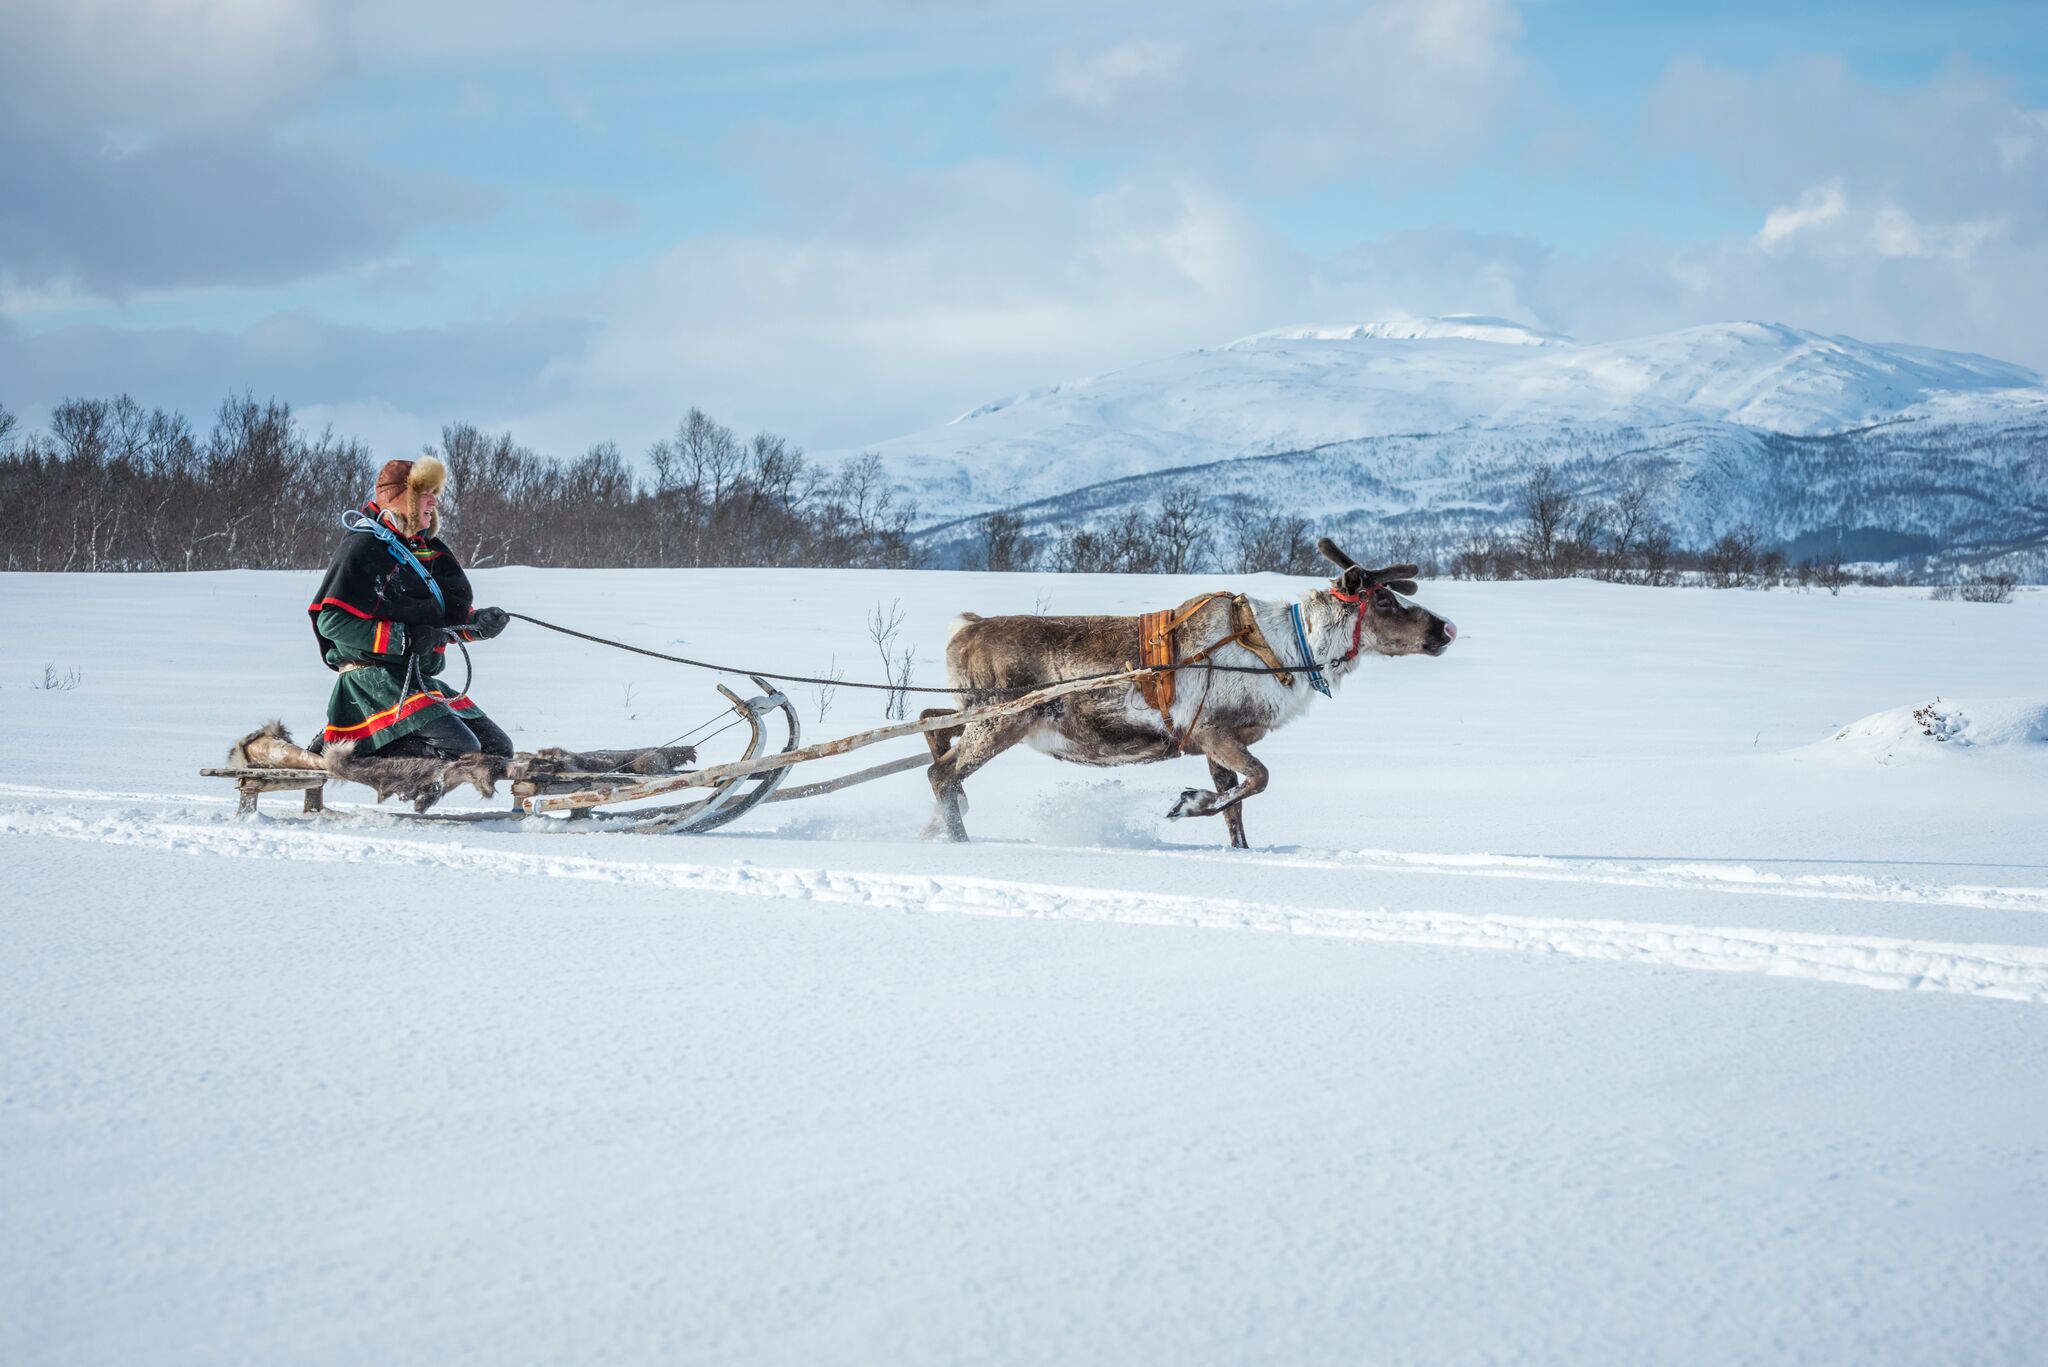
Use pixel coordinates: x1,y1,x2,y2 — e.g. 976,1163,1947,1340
3,0,2044,457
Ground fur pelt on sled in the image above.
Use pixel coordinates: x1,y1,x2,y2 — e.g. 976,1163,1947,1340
326,740,505,812
227,720,327,771
510,745,697,782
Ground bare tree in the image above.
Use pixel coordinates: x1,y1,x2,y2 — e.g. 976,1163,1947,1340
977,509,1037,571
1699,526,1773,588
1153,485,1211,574
867,598,913,720
1223,500,1315,574
1518,463,1575,577
812,655,844,723
1960,574,2017,604
1605,473,1658,576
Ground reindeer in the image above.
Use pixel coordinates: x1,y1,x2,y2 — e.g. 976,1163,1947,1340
926,538,1457,847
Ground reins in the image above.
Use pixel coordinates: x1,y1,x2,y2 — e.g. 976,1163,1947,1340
504,597,1379,698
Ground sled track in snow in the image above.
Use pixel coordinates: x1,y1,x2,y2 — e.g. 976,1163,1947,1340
9,781,2048,916
1119,845,2048,915
6,802,2048,1004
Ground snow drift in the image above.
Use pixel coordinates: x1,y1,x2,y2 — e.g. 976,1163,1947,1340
1823,696,2048,762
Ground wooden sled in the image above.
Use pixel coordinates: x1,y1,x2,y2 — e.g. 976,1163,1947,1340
207,668,1148,832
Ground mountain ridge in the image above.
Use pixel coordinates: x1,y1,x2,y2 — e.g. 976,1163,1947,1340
825,317,2048,573
832,317,2045,525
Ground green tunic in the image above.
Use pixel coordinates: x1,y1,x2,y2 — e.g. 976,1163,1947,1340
307,505,496,750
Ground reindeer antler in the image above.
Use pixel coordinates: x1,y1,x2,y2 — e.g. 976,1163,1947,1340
1321,538,1420,593
1366,565,1420,595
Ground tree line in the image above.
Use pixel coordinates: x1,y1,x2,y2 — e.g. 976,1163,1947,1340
956,466,1864,590
0,395,921,572
0,392,2008,589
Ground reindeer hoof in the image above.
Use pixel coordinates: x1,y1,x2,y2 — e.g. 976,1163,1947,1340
1166,788,1203,820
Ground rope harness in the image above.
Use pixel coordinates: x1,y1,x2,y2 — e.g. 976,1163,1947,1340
504,603,1372,699
341,509,444,614
490,586,1387,754
419,590,1380,763
1132,589,1377,753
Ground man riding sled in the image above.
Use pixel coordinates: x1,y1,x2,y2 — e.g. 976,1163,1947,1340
222,454,698,813
306,456,513,796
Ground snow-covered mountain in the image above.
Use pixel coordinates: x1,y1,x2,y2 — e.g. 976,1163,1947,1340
837,317,2048,567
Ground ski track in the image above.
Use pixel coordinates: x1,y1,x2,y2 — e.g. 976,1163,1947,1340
10,781,2048,914
6,802,2047,1005
1126,845,2048,915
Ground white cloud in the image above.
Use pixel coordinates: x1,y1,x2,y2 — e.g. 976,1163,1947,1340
1033,0,1527,183
1652,55,2047,245
1753,181,2005,264
1866,205,2005,261
1047,39,1186,110
532,164,1320,452
1756,181,1847,253
0,119,495,294
0,0,349,131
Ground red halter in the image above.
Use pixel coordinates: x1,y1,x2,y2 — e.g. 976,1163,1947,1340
1327,584,1377,663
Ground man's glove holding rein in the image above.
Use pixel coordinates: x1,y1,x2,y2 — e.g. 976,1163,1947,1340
470,607,510,640
407,625,454,655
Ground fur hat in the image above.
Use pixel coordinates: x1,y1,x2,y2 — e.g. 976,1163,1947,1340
374,455,446,510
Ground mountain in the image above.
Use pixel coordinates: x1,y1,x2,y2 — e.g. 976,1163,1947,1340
834,317,2048,570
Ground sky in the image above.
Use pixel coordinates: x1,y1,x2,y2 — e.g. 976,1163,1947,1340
2,0,2045,459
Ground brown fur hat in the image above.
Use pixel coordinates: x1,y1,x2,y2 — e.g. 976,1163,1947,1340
373,455,446,532
374,455,446,504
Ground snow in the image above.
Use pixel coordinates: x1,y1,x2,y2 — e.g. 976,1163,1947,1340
4,567,2048,1363
1823,697,2048,759
1225,314,1574,348
831,318,2048,519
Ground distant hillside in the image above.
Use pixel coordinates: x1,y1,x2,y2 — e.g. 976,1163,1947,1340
829,316,2048,572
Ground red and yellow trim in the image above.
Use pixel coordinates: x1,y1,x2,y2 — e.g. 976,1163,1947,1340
309,596,373,619
322,690,479,744
322,691,441,743
371,619,395,654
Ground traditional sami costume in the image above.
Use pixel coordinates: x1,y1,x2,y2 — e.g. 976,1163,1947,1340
307,495,497,752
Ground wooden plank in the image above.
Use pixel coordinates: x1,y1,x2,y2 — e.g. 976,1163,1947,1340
764,753,927,802
528,668,1147,814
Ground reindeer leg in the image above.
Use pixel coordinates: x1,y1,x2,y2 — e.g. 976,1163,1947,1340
1207,756,1248,849
926,717,1030,842
920,708,962,765
1167,731,1268,850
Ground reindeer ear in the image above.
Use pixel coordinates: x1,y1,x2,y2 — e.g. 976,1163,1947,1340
1338,566,1370,594
1383,579,1418,595
1318,537,1359,571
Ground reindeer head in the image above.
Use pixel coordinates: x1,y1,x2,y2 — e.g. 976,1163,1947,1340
1317,538,1457,657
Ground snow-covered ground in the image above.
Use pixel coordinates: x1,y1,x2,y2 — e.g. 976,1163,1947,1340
4,567,2047,1364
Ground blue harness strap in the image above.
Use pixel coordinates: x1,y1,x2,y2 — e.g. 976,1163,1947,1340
1288,602,1332,698
342,509,445,614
